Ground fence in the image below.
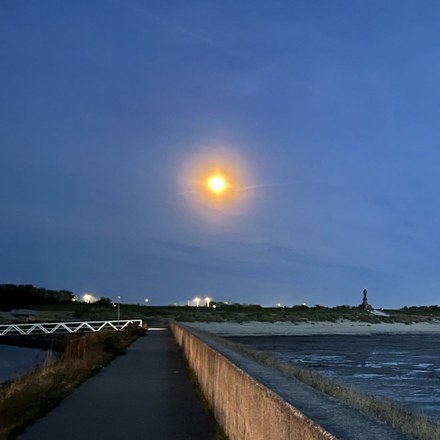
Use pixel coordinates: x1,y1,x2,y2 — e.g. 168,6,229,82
0,320,143,336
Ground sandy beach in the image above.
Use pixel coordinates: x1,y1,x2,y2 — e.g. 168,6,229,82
186,319,440,336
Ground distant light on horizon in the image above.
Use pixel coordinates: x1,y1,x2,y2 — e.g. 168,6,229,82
82,293,97,304
189,296,212,307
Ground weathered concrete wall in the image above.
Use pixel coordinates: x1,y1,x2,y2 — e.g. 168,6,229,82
170,323,336,440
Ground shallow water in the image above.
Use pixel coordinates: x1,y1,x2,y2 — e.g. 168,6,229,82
229,333,440,422
0,345,46,383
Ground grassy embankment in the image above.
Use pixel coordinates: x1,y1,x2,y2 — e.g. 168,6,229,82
0,325,144,440
167,304,440,324
29,303,440,326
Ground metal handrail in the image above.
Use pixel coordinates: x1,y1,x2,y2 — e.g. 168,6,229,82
0,319,143,336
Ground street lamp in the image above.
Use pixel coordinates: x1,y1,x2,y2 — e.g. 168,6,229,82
117,295,121,328
194,297,200,307
144,298,149,305
205,297,211,307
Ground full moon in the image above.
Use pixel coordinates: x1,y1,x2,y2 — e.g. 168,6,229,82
207,175,227,194
178,148,255,218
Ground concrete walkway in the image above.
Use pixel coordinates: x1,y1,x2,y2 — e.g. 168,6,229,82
19,330,220,440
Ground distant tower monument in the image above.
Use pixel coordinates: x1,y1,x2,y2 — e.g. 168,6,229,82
360,288,372,311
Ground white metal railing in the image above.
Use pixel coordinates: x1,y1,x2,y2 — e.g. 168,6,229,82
0,320,143,336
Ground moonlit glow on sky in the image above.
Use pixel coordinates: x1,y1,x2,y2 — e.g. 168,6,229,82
2,1,440,308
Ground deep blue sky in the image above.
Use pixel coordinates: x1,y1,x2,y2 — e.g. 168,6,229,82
2,1,440,308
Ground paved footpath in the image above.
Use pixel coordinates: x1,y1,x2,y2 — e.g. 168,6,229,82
19,330,219,440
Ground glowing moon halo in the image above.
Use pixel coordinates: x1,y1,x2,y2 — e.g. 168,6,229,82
178,148,256,221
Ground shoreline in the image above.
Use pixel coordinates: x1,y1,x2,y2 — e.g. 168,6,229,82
186,319,440,336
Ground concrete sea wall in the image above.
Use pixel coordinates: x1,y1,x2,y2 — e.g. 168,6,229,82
170,323,335,440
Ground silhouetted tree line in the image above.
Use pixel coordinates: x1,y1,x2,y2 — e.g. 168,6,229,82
96,297,113,306
0,284,74,310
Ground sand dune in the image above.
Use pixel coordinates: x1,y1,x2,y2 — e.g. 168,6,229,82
186,319,440,336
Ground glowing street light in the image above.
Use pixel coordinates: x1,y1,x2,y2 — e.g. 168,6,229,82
82,293,93,304
144,298,149,304
205,297,211,307
194,297,200,307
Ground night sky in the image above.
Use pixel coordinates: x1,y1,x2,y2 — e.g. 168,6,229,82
2,1,440,308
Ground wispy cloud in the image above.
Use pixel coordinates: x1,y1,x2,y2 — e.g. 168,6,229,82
152,238,386,280
234,183,282,193
108,0,215,47
109,0,256,64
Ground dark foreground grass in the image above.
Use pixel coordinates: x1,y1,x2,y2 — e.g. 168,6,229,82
0,325,144,440
232,341,440,440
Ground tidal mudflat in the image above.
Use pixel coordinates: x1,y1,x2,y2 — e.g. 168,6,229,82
228,333,440,422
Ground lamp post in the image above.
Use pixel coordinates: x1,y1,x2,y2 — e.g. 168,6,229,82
117,295,121,328
195,297,200,307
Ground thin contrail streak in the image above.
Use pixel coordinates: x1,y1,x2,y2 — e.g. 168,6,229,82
179,183,281,196
234,183,282,193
